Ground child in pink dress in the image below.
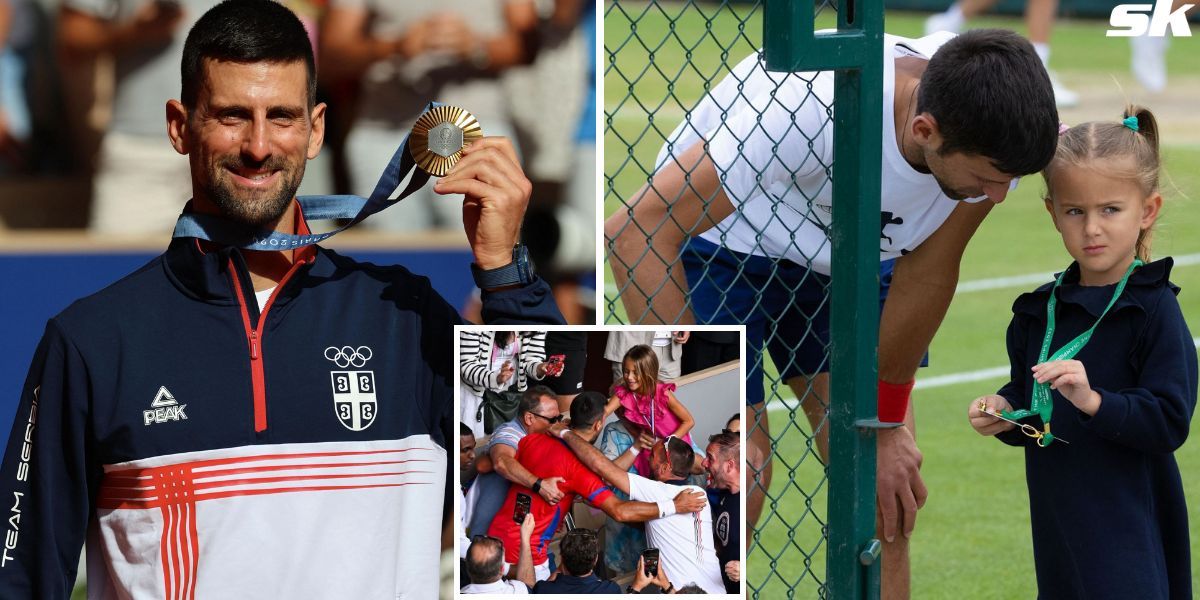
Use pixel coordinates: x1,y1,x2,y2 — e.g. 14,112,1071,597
605,344,701,476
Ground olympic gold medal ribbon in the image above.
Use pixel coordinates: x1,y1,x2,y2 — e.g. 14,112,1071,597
999,258,1143,446
977,401,1069,446
408,105,483,177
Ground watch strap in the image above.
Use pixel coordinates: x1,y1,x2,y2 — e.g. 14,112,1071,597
472,245,535,289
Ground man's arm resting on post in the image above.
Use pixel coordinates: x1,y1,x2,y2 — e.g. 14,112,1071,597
875,200,992,542
603,139,735,324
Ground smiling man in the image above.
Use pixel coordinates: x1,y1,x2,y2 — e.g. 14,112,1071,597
0,1,561,598
606,28,1059,599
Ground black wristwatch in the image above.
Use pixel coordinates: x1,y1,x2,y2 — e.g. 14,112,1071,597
471,244,535,290
625,585,641,594
531,478,543,494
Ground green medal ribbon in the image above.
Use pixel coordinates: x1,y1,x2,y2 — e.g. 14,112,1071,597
1001,258,1143,446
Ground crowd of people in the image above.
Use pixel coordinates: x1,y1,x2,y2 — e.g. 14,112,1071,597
0,0,596,321
457,330,743,594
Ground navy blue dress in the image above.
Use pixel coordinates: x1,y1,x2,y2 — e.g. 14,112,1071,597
995,258,1196,600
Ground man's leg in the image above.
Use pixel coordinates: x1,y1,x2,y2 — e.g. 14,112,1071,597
779,259,922,599
877,403,917,600
746,400,772,529
1130,0,1194,93
748,260,832,529
680,237,777,527
786,374,831,462
786,375,918,600
465,472,512,536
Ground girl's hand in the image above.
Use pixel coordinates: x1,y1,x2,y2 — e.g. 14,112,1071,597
497,361,515,385
634,432,656,451
968,395,1016,436
1033,360,1101,416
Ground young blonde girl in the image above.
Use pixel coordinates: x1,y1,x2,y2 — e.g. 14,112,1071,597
605,344,702,476
968,107,1195,599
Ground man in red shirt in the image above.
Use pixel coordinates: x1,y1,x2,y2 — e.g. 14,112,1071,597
487,393,706,581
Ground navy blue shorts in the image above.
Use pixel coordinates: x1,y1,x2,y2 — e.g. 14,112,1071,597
682,236,925,406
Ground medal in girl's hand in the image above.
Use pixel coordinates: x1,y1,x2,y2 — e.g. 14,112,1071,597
976,400,1069,446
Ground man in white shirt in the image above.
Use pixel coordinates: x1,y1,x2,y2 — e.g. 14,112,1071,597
559,429,724,594
462,514,536,594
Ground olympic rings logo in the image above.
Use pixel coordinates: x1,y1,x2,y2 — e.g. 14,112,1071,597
325,346,373,368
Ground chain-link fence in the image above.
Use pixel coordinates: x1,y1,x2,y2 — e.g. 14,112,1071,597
604,1,884,597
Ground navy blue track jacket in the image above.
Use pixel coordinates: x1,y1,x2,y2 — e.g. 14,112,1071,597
0,231,563,599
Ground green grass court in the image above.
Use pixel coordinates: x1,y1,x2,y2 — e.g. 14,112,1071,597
605,4,1200,597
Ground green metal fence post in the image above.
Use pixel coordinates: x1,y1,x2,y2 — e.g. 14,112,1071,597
764,0,884,598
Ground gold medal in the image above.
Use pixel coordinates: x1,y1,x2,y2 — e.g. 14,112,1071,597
408,105,483,177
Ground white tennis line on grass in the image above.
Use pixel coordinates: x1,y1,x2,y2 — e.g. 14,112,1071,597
765,336,1200,412
605,253,1200,297
956,252,1200,293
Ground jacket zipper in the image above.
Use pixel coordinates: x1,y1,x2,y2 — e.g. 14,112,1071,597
228,257,310,433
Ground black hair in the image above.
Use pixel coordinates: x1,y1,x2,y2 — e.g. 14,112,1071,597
465,537,505,584
570,391,607,431
520,385,556,417
494,331,515,348
180,0,316,110
675,583,707,593
460,422,474,437
560,529,600,576
726,414,739,429
917,29,1058,176
665,437,695,478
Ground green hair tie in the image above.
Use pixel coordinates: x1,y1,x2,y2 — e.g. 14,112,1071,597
1123,116,1140,132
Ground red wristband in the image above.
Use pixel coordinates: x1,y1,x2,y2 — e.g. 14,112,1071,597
878,379,914,423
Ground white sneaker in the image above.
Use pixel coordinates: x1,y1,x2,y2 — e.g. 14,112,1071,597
924,10,964,35
1131,35,1168,93
1047,69,1079,108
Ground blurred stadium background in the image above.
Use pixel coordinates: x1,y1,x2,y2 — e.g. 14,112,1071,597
605,1,1200,598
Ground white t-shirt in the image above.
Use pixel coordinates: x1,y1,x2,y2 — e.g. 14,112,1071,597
627,474,725,594
254,287,276,311
657,32,994,275
491,337,520,373
458,487,471,560
461,579,529,594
